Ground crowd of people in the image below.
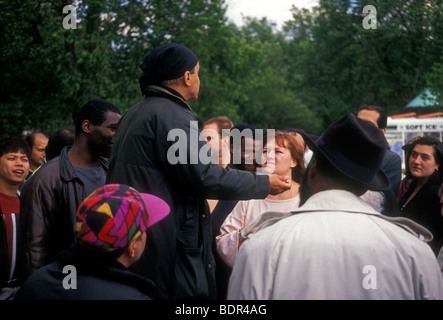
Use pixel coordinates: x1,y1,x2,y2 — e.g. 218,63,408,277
1,43,443,300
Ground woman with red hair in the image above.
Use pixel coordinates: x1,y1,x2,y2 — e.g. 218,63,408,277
216,131,305,268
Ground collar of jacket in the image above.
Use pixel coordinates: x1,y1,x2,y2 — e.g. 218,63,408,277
248,189,433,242
59,146,109,182
299,190,433,241
144,85,192,111
400,174,442,208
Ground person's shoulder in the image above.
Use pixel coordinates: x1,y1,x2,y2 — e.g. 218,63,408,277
385,149,402,161
140,96,195,127
20,160,63,200
37,155,61,172
27,158,60,182
372,213,437,251
75,274,153,300
246,211,304,244
15,261,64,299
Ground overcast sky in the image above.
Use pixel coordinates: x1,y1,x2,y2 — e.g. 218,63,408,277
225,0,318,30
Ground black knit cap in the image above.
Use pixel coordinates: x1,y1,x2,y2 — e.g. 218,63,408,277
139,43,198,93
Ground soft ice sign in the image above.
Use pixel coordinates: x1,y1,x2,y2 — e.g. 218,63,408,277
403,124,438,131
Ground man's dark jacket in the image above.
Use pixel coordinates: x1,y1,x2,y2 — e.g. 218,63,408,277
106,86,269,299
380,148,402,216
19,147,108,278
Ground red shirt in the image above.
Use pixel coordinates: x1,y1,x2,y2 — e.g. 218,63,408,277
0,192,20,280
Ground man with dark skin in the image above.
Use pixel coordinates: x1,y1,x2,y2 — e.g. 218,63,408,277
20,100,121,277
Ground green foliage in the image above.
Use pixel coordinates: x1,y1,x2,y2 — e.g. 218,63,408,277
1,0,442,137
284,0,443,129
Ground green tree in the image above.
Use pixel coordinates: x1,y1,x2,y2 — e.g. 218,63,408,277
233,17,322,132
0,0,126,135
283,0,443,130
195,15,322,133
4,0,439,137
0,0,237,135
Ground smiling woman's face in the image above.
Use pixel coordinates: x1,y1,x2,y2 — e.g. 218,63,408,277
261,138,296,176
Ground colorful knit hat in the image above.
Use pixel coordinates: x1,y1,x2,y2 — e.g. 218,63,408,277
76,184,170,252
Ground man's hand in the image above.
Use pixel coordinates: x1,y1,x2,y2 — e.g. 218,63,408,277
268,174,291,195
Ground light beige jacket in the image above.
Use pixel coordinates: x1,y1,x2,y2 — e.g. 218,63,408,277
228,190,443,300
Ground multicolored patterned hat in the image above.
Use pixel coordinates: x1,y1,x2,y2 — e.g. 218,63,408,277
76,184,170,252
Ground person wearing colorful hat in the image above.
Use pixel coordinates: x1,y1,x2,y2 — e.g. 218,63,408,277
14,184,169,300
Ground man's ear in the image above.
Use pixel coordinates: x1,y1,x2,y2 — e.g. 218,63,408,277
183,70,192,87
82,120,93,134
381,127,387,135
126,239,137,258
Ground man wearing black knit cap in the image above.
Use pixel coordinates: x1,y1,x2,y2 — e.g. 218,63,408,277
106,43,291,300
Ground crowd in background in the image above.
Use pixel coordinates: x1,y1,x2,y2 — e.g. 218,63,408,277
2,43,443,300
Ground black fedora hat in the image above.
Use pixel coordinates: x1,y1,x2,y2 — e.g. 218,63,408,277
299,114,391,191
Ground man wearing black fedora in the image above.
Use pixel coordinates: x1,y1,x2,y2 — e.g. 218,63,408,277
228,114,443,300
